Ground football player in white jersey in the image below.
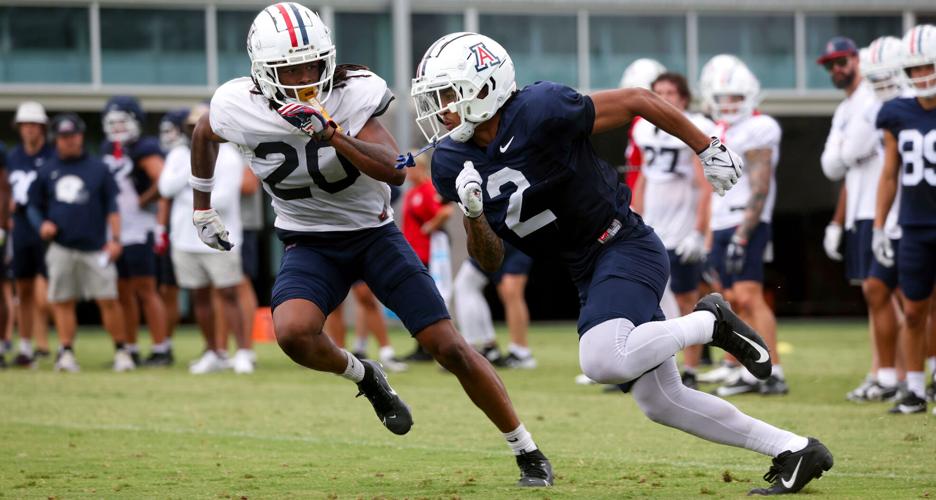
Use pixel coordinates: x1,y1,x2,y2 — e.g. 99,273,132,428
188,3,552,486
631,72,713,389
820,36,905,402
620,59,667,189
700,55,788,396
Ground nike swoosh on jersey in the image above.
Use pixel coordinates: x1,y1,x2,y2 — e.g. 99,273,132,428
781,457,803,488
499,136,515,153
734,331,770,363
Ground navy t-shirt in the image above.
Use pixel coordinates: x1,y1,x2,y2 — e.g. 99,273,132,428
432,81,649,281
876,97,936,227
8,143,56,247
100,136,162,199
31,153,119,251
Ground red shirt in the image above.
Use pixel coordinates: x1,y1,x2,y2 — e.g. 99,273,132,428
402,179,444,264
624,117,643,189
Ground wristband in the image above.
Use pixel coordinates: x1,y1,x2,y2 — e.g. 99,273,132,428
189,174,215,193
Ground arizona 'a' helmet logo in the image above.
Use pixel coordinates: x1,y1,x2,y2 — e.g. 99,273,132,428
470,42,501,71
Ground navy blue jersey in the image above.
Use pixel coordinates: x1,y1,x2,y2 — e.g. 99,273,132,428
7,143,56,246
876,97,936,227
100,136,162,198
30,153,119,251
432,81,649,281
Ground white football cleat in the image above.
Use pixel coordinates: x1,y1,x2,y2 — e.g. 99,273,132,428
113,349,136,372
54,350,80,373
189,350,229,374
232,349,255,374
697,363,740,384
379,355,409,373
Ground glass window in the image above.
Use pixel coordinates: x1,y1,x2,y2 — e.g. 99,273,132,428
101,8,206,85
218,9,256,84
590,15,686,89
806,15,903,89
917,14,936,26
411,14,463,78
334,12,394,85
0,7,90,83
699,14,795,88
480,15,577,87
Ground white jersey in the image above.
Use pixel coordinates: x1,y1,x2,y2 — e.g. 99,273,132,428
821,81,901,238
210,71,395,233
632,112,715,248
158,143,244,253
102,144,158,245
710,114,781,231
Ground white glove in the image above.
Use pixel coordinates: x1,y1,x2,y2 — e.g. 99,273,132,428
698,137,743,196
455,161,484,219
871,227,894,268
193,208,233,251
823,223,843,261
674,230,706,264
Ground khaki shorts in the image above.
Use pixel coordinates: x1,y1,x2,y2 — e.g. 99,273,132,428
46,242,118,302
171,248,243,289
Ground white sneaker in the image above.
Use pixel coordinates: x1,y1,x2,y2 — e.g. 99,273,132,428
113,349,136,372
232,349,255,374
379,355,409,373
575,373,598,385
54,350,80,373
697,364,739,384
189,350,229,374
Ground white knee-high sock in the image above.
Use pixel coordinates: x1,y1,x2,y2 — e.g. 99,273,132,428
632,358,807,457
453,262,496,347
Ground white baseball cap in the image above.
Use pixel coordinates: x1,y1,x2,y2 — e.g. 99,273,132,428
14,101,48,125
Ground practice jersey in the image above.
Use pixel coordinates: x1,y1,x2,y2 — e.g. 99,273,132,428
876,97,936,227
210,71,395,233
7,143,55,247
632,112,714,248
710,114,781,231
101,137,163,245
432,81,650,282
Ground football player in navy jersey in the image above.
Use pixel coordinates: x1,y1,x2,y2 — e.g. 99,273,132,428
874,24,936,415
413,32,832,495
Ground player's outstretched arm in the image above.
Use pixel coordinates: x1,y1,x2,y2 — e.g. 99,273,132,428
329,118,406,186
190,112,225,211
590,87,709,153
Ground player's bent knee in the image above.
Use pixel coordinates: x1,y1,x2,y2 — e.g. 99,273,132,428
862,278,890,306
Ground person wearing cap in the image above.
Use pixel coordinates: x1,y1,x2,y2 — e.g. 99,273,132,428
7,101,54,367
818,36,904,403
29,113,130,373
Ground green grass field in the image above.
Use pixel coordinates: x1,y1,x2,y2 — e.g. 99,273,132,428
1,320,934,499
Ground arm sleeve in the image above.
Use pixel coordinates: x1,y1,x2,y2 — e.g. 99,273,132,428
840,117,879,169
820,127,847,181
157,148,191,198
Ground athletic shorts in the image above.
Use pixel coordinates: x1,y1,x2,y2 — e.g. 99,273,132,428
898,226,936,301
12,239,44,279
171,248,243,290
469,241,534,284
116,236,156,279
156,246,177,287
240,230,261,281
845,220,874,285
867,238,899,291
666,249,702,294
46,242,117,302
710,223,771,288
272,223,449,336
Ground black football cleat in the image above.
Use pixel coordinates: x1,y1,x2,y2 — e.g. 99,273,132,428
355,360,413,435
694,293,772,380
681,371,699,390
749,438,833,495
759,375,790,396
141,351,174,367
516,449,553,487
888,393,927,414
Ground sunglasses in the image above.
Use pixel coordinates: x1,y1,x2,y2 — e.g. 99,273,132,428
823,57,849,71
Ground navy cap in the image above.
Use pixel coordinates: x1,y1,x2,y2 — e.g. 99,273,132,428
50,113,86,137
817,36,859,64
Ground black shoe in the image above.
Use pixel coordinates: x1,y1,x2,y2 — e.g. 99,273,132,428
715,377,760,397
141,351,174,367
749,438,833,495
694,293,771,380
130,351,141,366
515,449,553,487
402,345,433,362
13,352,35,368
502,352,537,369
681,371,698,390
888,393,927,414
34,349,51,360
926,381,936,403
481,345,509,367
355,360,413,435
759,375,789,395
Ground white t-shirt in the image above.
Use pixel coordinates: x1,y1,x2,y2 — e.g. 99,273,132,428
710,114,781,231
158,143,244,253
632,111,714,249
210,71,395,233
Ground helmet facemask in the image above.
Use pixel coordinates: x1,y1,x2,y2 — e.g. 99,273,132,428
251,49,336,106
904,63,936,98
103,110,140,144
159,120,187,152
866,67,904,101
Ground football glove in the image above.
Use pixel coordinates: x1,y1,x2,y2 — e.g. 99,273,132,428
725,234,746,275
193,208,233,251
154,224,169,256
871,227,894,268
276,101,336,140
698,137,743,196
823,223,843,262
674,230,706,264
456,161,484,219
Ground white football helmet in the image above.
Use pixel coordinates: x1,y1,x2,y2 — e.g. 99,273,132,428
412,32,516,143
699,54,761,124
861,36,905,101
619,58,667,90
247,2,336,105
901,24,936,98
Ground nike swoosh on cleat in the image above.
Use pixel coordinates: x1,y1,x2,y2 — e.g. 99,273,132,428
734,331,769,363
781,457,803,489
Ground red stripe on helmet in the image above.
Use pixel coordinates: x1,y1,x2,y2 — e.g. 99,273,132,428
275,3,298,47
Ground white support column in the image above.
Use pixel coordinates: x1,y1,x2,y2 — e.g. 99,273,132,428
686,11,698,85
795,10,806,93
465,7,479,34
90,1,102,87
206,3,218,87
392,0,412,151
577,10,589,92
903,11,916,33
